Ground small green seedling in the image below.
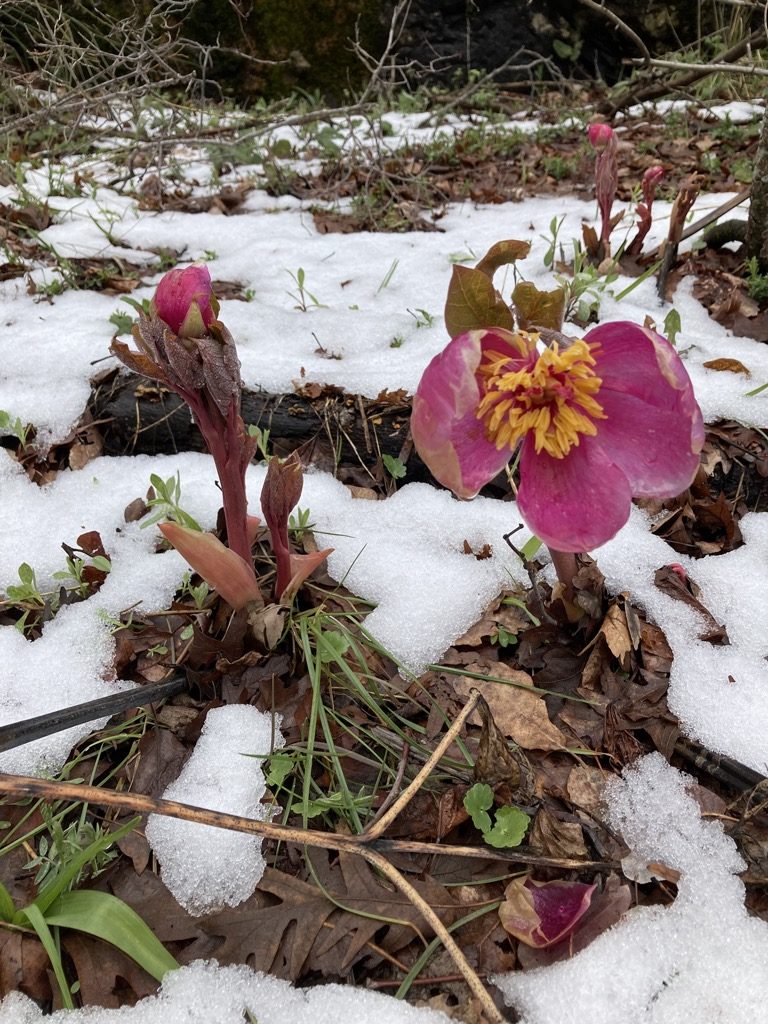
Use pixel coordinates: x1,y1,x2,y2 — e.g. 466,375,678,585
464,782,531,849
382,454,406,480
663,308,682,347
142,472,202,531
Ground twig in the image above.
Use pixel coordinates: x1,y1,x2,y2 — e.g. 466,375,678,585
364,741,409,831
575,0,651,63
627,56,768,76
364,689,480,838
645,189,750,258
604,28,767,114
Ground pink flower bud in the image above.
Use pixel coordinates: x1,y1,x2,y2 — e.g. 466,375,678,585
154,265,217,338
642,164,664,204
587,122,615,150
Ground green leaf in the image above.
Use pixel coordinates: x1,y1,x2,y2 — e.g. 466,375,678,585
0,881,16,922
512,282,566,331
463,782,494,833
265,752,294,787
18,563,35,586
316,629,351,665
18,903,74,1009
43,890,178,981
444,265,514,337
382,454,406,479
484,806,530,849
90,556,112,572
475,239,531,279
520,535,543,562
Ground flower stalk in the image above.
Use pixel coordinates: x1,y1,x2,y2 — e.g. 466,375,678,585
111,265,263,606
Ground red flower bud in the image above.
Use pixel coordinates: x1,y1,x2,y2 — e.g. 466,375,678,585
154,265,218,338
587,122,615,150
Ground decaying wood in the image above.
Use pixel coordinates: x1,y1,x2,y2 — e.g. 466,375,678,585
90,369,432,480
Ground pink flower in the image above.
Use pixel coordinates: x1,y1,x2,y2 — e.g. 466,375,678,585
153,265,218,338
411,323,704,552
587,122,614,150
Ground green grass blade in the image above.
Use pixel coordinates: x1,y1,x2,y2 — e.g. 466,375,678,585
43,890,178,981
18,903,74,1009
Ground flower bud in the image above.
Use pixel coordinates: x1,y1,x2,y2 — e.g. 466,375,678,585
587,122,615,150
153,265,218,338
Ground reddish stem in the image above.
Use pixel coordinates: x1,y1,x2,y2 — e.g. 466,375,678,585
548,548,578,598
191,397,253,568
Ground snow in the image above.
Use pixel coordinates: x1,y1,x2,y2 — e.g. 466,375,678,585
145,704,283,915
494,753,768,1023
0,960,453,1024
0,99,767,1020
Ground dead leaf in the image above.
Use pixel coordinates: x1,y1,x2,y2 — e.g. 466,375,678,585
566,764,607,818
62,932,158,1008
702,357,751,376
452,662,569,751
0,932,51,1002
474,694,535,798
530,807,588,859
598,604,633,670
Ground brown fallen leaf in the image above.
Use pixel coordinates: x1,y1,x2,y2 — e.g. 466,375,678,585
63,932,158,1008
0,932,51,1002
702,357,751,376
530,807,588,859
452,662,569,752
597,603,633,669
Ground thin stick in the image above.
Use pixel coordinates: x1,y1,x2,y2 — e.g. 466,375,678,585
362,846,505,1024
363,689,481,839
0,768,508,1023
575,0,651,62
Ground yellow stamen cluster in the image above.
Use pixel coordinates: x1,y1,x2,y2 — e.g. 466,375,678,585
476,338,606,459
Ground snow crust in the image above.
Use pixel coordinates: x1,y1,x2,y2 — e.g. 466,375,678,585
0,960,452,1024
494,753,768,1023
145,705,282,915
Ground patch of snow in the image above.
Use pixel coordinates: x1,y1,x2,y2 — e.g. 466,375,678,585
145,704,283,915
0,960,453,1024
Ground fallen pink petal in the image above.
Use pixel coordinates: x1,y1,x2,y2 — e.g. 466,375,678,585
499,877,597,948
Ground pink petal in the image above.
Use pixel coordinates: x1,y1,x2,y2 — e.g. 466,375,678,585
500,877,596,948
593,390,702,497
585,321,703,495
517,436,633,552
411,330,518,498
586,321,698,411
154,266,216,337
159,523,262,610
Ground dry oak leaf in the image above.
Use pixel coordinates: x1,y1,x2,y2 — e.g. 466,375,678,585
452,661,568,751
